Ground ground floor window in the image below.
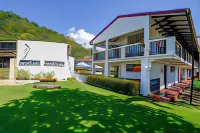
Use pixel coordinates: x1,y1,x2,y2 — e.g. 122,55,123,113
126,64,141,72
0,58,10,68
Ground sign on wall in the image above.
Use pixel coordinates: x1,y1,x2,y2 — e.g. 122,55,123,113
150,78,160,92
19,60,40,66
22,44,31,59
44,61,65,67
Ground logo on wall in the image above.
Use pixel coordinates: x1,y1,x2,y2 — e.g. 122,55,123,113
44,61,65,67
22,43,31,59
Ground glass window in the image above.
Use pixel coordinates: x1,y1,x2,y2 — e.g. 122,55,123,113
0,42,16,50
126,64,141,72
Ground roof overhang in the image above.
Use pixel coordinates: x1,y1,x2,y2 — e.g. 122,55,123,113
150,8,199,61
90,8,199,61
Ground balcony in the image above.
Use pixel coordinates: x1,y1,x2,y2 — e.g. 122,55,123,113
93,51,105,61
93,36,198,67
149,37,198,67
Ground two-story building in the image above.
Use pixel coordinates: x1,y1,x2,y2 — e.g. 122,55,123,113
90,8,199,96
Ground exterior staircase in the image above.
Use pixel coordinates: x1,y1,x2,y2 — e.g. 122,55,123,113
179,87,200,105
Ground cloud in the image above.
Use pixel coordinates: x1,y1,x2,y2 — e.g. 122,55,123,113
67,27,95,49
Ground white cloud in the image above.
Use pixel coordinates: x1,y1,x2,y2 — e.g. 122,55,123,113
67,27,95,49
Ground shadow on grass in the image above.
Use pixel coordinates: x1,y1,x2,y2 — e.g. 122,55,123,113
0,87,199,133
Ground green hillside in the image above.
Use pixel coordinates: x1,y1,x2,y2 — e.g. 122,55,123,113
0,11,91,58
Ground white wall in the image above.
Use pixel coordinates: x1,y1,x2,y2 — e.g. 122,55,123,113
167,65,178,86
150,63,165,89
68,56,75,77
94,16,149,44
16,40,73,80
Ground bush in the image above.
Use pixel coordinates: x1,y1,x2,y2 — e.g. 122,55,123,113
42,71,55,79
86,75,140,95
16,69,31,80
34,72,42,79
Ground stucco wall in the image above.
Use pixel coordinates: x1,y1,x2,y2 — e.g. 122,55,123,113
167,65,179,86
94,16,149,44
16,40,73,80
150,63,165,89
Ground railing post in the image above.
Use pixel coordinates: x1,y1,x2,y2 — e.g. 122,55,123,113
121,47,125,58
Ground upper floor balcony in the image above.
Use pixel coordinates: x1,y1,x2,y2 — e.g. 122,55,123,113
93,36,198,68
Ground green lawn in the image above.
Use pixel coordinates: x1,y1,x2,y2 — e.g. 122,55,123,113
0,80,200,133
194,80,200,90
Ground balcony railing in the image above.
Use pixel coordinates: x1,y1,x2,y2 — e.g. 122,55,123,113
94,51,105,61
108,48,121,59
175,42,182,58
149,40,166,55
93,37,198,66
125,43,144,57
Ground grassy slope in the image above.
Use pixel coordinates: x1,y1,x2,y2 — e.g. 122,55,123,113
0,80,199,133
194,80,200,90
0,11,91,58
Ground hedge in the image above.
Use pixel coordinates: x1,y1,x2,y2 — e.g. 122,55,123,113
86,75,140,95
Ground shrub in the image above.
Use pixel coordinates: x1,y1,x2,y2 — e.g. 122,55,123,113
42,71,55,79
16,69,31,80
34,72,42,79
86,75,140,95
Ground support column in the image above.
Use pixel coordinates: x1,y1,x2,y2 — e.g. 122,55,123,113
104,40,109,76
9,58,15,81
92,44,96,74
184,68,187,80
199,54,200,80
140,58,151,96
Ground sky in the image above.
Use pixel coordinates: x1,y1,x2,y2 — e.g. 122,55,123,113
0,0,200,48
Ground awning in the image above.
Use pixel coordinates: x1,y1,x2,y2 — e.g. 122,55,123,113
150,8,199,61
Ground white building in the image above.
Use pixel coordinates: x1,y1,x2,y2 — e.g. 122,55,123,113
0,40,74,80
90,8,199,96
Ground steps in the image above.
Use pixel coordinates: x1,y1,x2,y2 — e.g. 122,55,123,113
0,80,22,86
179,87,200,105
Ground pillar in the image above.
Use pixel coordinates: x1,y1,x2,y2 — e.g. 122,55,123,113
184,68,187,80
92,44,96,74
140,58,151,96
9,58,15,81
104,40,109,76
199,54,200,80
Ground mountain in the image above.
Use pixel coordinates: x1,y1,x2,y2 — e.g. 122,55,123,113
0,10,91,58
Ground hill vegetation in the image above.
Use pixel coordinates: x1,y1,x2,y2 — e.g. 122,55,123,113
0,10,91,58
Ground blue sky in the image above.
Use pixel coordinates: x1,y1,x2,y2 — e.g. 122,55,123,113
0,0,200,47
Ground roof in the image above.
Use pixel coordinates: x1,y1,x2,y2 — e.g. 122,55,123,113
90,8,187,44
90,8,199,60
76,58,92,62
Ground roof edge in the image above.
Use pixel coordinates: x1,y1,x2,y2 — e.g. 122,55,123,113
90,8,188,44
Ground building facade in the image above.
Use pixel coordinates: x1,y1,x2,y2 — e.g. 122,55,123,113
90,8,199,96
0,40,74,80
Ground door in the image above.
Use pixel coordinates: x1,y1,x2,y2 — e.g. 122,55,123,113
164,65,167,88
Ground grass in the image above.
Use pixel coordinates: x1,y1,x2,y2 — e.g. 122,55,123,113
194,80,200,90
0,80,200,133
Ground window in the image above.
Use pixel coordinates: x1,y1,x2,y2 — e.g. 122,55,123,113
0,42,16,50
126,64,141,72
170,66,175,72
128,33,144,44
0,58,9,68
